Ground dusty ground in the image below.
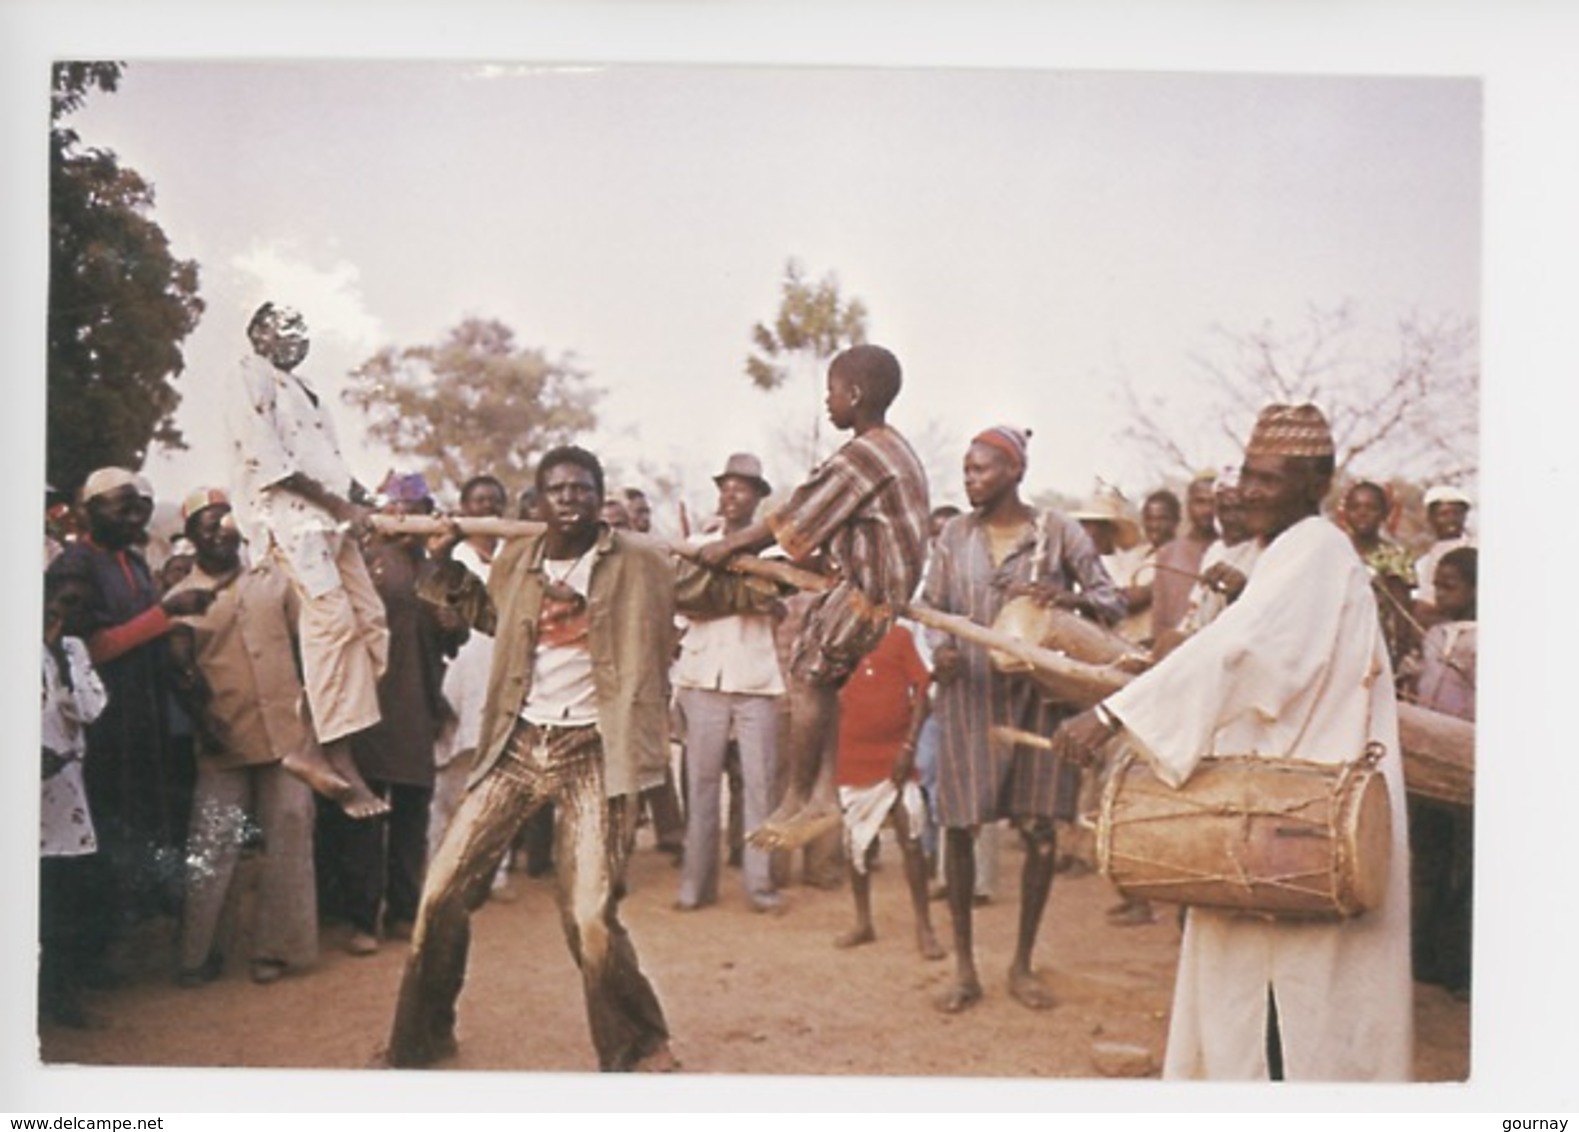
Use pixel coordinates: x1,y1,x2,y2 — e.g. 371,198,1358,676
36,828,1469,1098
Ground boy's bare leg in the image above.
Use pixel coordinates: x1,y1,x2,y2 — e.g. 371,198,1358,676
1006,822,1058,1009
283,737,391,820
833,843,877,949
748,681,842,850
936,827,983,1012
894,806,945,961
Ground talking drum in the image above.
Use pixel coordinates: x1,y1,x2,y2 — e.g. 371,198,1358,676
1097,744,1392,920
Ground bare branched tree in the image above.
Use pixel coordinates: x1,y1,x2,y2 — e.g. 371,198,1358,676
1118,303,1478,488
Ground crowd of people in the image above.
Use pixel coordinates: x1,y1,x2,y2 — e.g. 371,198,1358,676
37,302,1477,1081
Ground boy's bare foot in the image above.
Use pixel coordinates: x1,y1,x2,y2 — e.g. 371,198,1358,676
283,742,391,819
916,928,946,961
935,977,983,1014
1007,967,1056,1010
833,926,876,949
632,1041,681,1073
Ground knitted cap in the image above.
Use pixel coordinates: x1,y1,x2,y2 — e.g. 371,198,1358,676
971,425,1031,476
1244,404,1334,459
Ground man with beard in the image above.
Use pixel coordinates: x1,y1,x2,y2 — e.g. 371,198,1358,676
382,446,675,1072
1050,404,1413,1081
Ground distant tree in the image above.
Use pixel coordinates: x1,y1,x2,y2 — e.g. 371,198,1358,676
745,259,869,467
1118,303,1478,490
47,62,205,495
343,317,600,499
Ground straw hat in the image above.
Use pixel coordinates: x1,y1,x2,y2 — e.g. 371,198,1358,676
1068,482,1141,551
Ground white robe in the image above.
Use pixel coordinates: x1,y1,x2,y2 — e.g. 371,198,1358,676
1105,515,1413,1081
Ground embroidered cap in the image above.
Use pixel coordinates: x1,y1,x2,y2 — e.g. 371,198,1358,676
1244,404,1334,460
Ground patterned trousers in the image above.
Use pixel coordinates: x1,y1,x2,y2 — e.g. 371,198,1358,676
387,719,669,1070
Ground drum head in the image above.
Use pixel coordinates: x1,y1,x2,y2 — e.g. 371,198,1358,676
1340,767,1393,916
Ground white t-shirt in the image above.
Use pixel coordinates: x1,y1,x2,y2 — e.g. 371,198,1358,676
520,551,599,727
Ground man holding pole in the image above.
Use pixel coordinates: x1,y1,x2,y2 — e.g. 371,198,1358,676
382,445,675,1072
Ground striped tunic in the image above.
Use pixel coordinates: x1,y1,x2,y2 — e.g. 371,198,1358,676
767,425,931,683
924,508,1122,826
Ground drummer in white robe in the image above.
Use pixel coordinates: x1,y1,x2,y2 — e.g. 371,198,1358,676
1049,402,1412,1082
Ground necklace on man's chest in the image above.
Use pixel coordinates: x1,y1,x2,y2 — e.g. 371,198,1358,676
542,549,591,604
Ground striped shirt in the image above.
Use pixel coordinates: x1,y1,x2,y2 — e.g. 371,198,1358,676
923,508,1122,826
766,424,931,606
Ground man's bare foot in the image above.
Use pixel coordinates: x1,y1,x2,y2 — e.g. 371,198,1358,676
746,801,843,851
373,1032,458,1070
834,925,876,949
1007,967,1056,1010
284,743,390,819
935,977,984,1014
632,1041,681,1073
916,928,946,961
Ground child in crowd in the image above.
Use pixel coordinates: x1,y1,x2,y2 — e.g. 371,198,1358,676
1406,546,1476,998
831,622,944,961
40,555,110,1027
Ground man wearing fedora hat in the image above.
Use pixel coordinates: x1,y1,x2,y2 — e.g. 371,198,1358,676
672,453,786,913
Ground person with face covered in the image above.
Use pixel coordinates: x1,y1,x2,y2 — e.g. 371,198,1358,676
225,302,390,819
164,489,319,988
54,468,216,943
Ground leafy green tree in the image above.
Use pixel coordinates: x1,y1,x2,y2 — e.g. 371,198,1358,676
745,259,869,466
47,62,205,496
343,317,600,499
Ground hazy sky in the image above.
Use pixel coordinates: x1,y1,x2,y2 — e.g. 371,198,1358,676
58,61,1479,519
6,0,1579,1116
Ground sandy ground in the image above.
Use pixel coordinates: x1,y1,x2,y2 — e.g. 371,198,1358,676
35,827,1469,1099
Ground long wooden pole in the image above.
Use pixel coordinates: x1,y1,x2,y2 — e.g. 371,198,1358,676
365,512,834,594
368,512,1473,804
